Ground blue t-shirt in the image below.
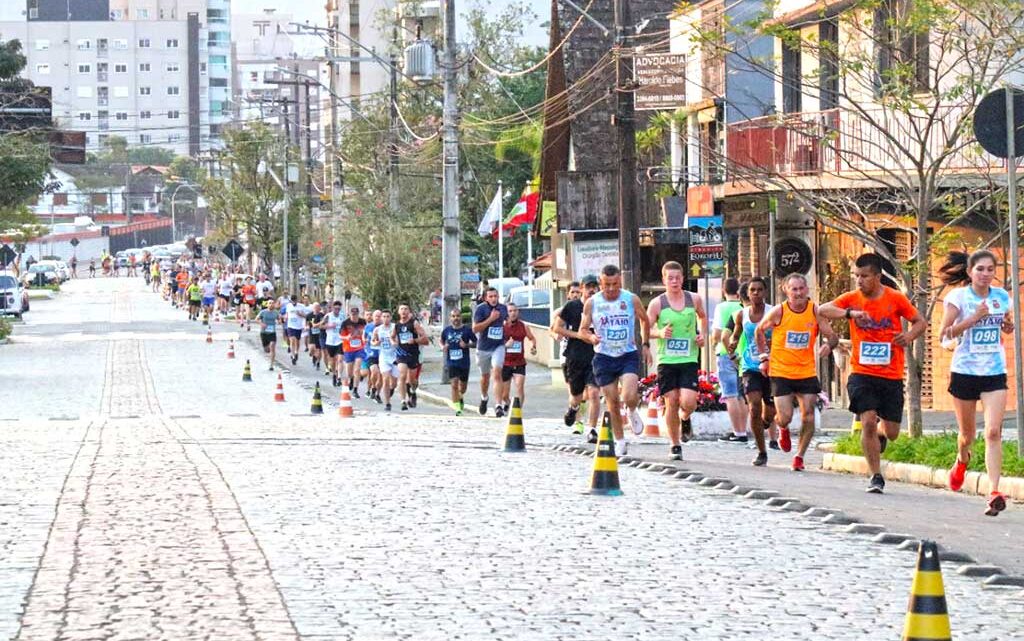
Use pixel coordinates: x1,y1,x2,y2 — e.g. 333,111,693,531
947,285,1011,376
474,302,508,351
363,322,379,357
442,325,476,369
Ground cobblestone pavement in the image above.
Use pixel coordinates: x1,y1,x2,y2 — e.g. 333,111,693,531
0,278,1021,640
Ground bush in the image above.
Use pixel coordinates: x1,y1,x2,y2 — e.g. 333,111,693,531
834,432,1024,477
27,282,59,291
0,317,11,340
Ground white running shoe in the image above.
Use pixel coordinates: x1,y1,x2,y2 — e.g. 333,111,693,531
630,409,644,436
614,440,628,457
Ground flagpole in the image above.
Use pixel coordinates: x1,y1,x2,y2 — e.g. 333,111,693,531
526,223,533,306
498,180,504,282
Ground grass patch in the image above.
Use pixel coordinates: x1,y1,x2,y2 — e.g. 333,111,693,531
0,317,10,340
834,432,1024,477
27,283,60,291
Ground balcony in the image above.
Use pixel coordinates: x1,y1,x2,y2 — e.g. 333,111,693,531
726,106,1005,180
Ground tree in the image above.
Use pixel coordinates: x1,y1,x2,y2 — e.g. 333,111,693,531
685,0,1024,435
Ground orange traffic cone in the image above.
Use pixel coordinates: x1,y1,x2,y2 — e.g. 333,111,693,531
643,398,661,437
338,384,354,418
206,328,213,344
227,340,235,359
274,373,286,402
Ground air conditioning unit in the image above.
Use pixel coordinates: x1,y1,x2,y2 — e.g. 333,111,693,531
29,8,38,19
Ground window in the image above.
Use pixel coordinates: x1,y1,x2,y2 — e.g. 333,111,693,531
165,63,180,73
137,9,149,19
168,133,182,143
36,64,50,74
166,39,179,48
781,39,801,114
140,110,152,119
140,134,152,144
167,87,180,96
98,134,109,146
114,64,127,73
35,40,49,51
76,39,91,50
139,87,151,96
115,112,128,121
78,112,91,121
819,20,839,111
78,64,91,73
200,62,207,74
113,39,128,50
874,0,930,95
77,86,94,98
168,110,180,119
139,63,151,72
52,193,68,207
249,71,258,82
138,38,151,48
210,78,227,87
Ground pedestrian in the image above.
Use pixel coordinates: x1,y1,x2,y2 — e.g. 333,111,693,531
322,301,345,385
442,308,476,415
723,278,779,466
283,294,309,365
755,274,839,471
713,277,749,443
70,256,77,278
580,264,651,457
551,277,602,439
372,310,398,411
89,258,96,278
820,253,926,493
647,261,707,461
498,303,537,412
937,250,1013,515
340,307,367,396
393,304,428,410
471,286,509,417
257,300,280,370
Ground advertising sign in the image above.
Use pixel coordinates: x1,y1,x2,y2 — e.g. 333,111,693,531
460,254,480,295
634,53,686,111
686,215,724,277
571,238,619,280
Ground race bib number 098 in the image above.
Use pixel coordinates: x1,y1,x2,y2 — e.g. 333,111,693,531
969,326,1001,354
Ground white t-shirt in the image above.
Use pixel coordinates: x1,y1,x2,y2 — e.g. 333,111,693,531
324,312,343,346
286,303,308,330
201,281,216,297
218,278,234,296
256,281,274,298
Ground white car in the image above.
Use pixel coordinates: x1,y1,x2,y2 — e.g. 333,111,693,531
506,285,550,308
36,260,69,282
0,271,29,318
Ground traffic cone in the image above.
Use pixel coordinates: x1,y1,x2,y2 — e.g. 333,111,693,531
206,328,213,344
643,398,661,437
902,540,951,641
242,359,252,382
202,312,209,326
590,412,622,496
503,397,526,452
227,340,235,359
274,373,286,402
214,309,220,323
310,382,324,414
338,384,354,418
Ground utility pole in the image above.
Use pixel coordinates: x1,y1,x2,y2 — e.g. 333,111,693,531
389,52,400,212
441,0,461,320
613,0,640,296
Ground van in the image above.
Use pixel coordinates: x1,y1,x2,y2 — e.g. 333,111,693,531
483,277,524,300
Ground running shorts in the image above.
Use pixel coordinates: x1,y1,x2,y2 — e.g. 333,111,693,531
948,372,1007,401
770,376,821,397
591,351,641,388
657,362,700,394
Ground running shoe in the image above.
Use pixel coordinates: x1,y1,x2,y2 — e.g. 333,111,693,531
563,405,579,427
410,391,417,408
479,398,488,416
614,440,628,457
719,433,749,443
949,457,968,492
670,444,683,461
352,387,360,399
985,491,1007,516
332,375,339,387
572,422,584,436
878,435,888,454
269,365,275,371
495,405,505,418
629,409,644,436
385,403,391,412
752,451,768,467
291,354,298,365
401,401,408,411
680,417,693,443
778,427,792,452
587,429,598,444
791,455,805,472
769,440,780,450
455,408,462,417
374,392,382,405
457,399,464,412
866,474,885,494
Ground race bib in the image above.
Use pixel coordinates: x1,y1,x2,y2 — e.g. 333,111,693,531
349,338,362,348
969,326,1001,354
380,337,392,349
785,331,811,350
604,328,628,343
487,325,504,340
399,331,413,343
508,340,523,354
859,341,891,366
449,348,464,361
666,338,691,356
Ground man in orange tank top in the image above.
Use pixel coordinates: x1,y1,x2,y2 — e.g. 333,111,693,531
755,274,839,471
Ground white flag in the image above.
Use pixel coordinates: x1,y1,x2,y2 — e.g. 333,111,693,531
476,187,503,237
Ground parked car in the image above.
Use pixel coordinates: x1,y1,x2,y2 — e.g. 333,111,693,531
506,285,551,308
482,277,525,301
0,271,29,318
36,259,69,282
22,263,60,287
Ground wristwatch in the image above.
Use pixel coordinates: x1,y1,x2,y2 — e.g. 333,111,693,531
845,308,852,319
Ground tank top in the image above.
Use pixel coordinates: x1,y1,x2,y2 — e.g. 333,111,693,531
395,319,420,360
375,324,396,363
769,301,818,380
591,290,637,357
739,304,774,373
655,292,698,365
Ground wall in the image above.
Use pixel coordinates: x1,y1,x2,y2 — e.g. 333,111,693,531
31,0,110,21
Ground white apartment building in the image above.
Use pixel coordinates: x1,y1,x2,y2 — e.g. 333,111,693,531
232,8,298,123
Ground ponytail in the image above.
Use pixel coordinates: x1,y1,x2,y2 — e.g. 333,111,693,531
939,249,997,286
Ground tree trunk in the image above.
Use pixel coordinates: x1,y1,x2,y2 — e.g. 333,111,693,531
908,189,931,438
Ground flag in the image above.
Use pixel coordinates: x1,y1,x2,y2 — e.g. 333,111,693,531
497,190,540,237
477,188,503,237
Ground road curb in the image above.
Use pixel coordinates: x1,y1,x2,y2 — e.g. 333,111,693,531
821,452,1024,501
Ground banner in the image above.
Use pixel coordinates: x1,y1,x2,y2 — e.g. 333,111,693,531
572,238,619,280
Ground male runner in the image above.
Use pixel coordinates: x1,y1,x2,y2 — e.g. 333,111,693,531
712,277,748,442
217,273,234,315
472,287,509,417
647,261,707,460
500,303,537,411
371,310,399,411
307,302,325,369
186,278,203,321
363,309,383,402
340,306,367,396
283,294,309,365
200,274,217,321
255,274,274,309
257,300,280,370
820,253,925,493
551,276,601,440
442,308,476,415
581,264,651,457
755,274,839,471
321,301,345,385
393,304,429,411
240,277,257,330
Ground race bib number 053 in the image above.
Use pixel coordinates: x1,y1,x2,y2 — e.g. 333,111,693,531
666,338,690,356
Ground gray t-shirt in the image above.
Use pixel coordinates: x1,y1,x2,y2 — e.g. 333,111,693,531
258,309,278,334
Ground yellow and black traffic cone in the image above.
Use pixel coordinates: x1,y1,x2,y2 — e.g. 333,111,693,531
310,382,324,414
902,540,951,641
503,396,526,452
590,411,622,496
242,359,252,382
202,311,209,326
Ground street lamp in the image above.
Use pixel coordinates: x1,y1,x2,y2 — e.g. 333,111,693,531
257,159,297,293
169,182,200,242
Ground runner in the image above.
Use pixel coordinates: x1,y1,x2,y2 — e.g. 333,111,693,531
217,273,234,315
442,308,477,415
255,274,274,310
307,302,325,370
500,303,537,411
321,301,345,386
712,278,748,442
471,287,509,417
283,294,309,365
175,268,189,308
755,274,839,471
371,310,399,411
393,304,429,411
186,277,203,321
257,300,280,370
580,264,651,456
937,250,1013,515
340,307,367,397
364,310,383,402
240,277,257,331
551,277,601,440
819,253,926,493
723,277,779,466
647,261,707,460
200,274,217,321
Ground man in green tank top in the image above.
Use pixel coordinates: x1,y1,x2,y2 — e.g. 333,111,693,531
646,261,707,460
713,278,748,442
